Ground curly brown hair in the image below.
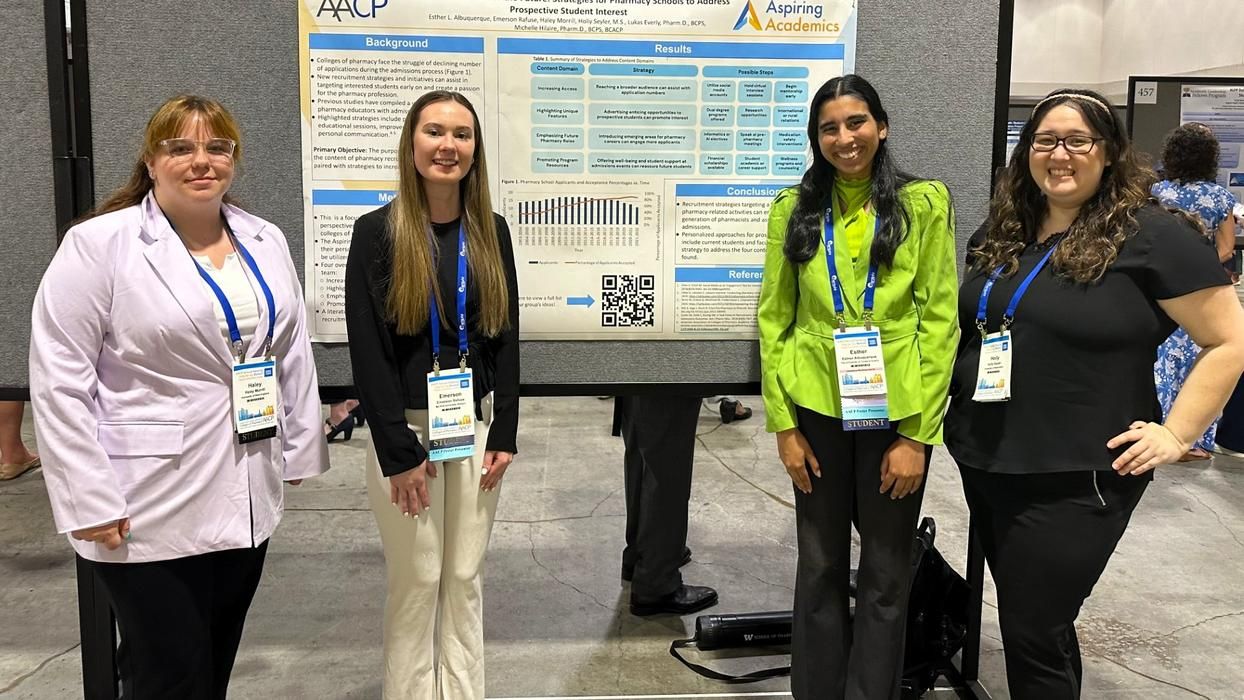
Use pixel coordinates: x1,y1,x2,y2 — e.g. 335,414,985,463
1159,122,1220,183
972,89,1156,283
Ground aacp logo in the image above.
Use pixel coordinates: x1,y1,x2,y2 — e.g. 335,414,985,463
733,0,761,30
316,0,388,21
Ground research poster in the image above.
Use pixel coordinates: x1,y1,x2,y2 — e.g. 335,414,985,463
299,0,856,341
1005,119,1025,164
1180,85,1244,204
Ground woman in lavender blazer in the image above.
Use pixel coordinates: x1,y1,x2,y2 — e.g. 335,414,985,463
29,95,328,699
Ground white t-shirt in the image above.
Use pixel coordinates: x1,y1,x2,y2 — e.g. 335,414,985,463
193,252,261,356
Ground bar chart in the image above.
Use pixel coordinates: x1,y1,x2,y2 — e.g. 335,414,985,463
519,195,639,225
505,192,657,248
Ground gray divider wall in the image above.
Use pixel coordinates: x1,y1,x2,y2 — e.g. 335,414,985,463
85,0,1000,388
0,5,58,390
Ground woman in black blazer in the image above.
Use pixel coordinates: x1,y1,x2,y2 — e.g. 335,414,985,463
344,89,519,700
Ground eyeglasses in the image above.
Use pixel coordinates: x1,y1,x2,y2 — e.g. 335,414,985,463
158,138,236,160
1030,133,1103,154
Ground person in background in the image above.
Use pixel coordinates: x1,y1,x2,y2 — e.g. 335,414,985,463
1152,122,1240,460
345,89,519,700
1232,200,1244,282
29,95,328,699
945,89,1244,699
0,401,39,480
324,397,363,441
612,394,717,616
705,395,753,423
757,74,958,699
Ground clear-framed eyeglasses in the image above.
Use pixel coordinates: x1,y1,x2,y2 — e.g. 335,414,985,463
158,138,237,161
1030,133,1103,154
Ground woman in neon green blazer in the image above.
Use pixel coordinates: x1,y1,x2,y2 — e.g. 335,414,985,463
757,74,958,699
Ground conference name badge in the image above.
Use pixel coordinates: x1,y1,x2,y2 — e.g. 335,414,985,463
232,360,278,443
833,327,890,430
972,331,1012,402
426,367,476,462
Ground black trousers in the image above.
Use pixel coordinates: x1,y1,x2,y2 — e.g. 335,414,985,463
616,395,701,599
959,466,1149,700
88,541,270,700
791,406,928,700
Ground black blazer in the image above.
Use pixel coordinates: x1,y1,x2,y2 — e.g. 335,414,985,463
345,204,520,476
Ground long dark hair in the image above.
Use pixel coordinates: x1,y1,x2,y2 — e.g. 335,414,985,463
972,89,1155,283
784,74,916,267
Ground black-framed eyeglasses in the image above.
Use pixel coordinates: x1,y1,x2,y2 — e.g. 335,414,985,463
1030,133,1103,154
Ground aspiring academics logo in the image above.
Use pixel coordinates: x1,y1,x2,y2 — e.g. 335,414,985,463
316,0,388,21
733,0,762,29
733,1,841,33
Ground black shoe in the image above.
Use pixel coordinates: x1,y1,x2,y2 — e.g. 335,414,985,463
719,399,752,424
621,547,692,582
630,584,718,616
352,406,365,427
324,416,354,442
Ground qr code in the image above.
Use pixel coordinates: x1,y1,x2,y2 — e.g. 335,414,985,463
601,274,655,327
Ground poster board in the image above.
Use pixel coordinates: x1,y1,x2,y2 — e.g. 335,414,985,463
0,5,57,391
298,2,858,342
1129,75,1244,204
81,0,1001,388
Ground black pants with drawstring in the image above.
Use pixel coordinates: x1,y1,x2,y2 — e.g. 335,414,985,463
959,466,1149,700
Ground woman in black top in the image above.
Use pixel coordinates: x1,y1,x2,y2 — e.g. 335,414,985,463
344,90,519,699
945,89,1244,699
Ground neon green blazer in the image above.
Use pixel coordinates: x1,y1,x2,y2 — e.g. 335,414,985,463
757,180,959,445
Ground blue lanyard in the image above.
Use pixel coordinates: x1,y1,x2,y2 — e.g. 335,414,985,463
975,243,1057,337
429,222,468,371
823,207,880,330
169,215,276,362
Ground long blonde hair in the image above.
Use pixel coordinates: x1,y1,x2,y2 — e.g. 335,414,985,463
386,91,509,337
87,95,243,220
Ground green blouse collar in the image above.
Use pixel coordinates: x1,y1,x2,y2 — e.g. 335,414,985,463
833,175,872,213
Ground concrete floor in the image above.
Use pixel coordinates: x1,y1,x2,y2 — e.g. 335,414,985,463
2,397,1243,699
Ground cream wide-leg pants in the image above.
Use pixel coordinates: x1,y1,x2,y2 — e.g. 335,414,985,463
366,403,501,700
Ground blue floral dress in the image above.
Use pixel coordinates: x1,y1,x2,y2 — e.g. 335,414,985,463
1150,179,1237,451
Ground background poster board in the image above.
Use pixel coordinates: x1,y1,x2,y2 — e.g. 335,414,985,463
68,0,1001,389
1129,75,1244,203
297,1,858,342
0,3,56,393
1178,84,1244,203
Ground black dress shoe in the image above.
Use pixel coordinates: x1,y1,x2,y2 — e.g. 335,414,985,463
630,584,719,616
621,546,692,582
719,398,753,424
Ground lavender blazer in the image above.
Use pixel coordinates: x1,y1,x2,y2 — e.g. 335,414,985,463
30,192,329,563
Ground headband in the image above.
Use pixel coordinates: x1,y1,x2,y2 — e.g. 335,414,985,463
1031,92,1112,116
